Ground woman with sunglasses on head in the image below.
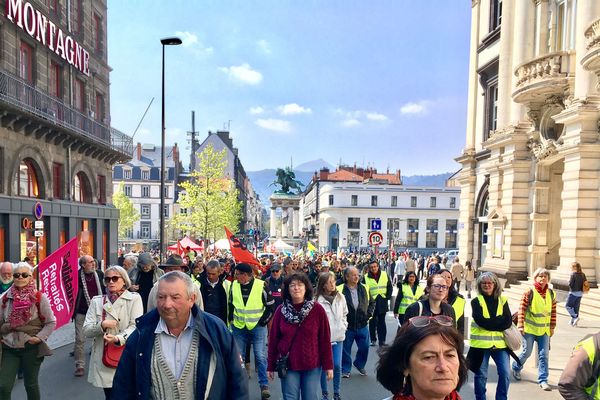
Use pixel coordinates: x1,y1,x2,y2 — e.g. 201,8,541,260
393,271,424,326
403,275,456,328
467,272,513,400
0,262,56,400
377,315,468,400
437,270,465,336
83,266,143,400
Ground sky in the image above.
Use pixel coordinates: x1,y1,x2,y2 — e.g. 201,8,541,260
107,1,472,175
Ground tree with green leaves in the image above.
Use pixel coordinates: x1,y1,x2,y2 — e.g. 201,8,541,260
170,143,242,242
113,181,140,239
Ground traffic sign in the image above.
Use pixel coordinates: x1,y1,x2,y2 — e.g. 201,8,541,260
368,231,384,246
34,202,43,220
34,230,44,237
35,221,44,229
370,219,382,231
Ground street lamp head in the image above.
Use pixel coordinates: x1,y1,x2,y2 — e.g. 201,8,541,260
161,37,182,46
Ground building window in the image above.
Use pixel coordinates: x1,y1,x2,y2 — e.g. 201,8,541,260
71,0,83,35
430,197,437,208
140,222,151,239
351,195,358,206
407,219,419,248
124,185,132,197
450,197,456,209
445,220,458,249
48,0,59,16
52,162,63,199
124,227,133,239
141,185,150,198
348,217,360,230
141,204,150,219
163,205,169,217
180,208,187,215
480,59,499,141
73,78,85,112
73,172,92,203
391,196,397,207
142,170,149,180
426,219,438,248
97,175,106,204
164,187,169,198
553,0,576,51
93,13,103,54
95,92,105,122
123,169,132,179
371,195,378,207
50,62,62,99
328,195,334,206
14,159,40,198
411,196,417,207
19,41,33,83
490,0,502,31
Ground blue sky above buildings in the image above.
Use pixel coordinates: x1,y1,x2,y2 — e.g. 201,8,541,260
107,1,471,175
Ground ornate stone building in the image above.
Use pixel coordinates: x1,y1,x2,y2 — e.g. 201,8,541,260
457,0,600,287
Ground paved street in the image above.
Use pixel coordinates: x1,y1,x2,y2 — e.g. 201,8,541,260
12,289,600,399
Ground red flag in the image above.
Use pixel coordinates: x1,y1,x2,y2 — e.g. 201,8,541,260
224,226,261,267
176,240,185,257
38,237,79,330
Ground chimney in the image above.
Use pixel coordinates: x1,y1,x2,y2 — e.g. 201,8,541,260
172,143,179,169
137,142,142,160
319,168,329,180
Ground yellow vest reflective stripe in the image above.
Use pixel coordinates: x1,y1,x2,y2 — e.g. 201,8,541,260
524,289,552,336
398,284,424,314
232,279,265,330
452,296,465,321
469,295,507,349
576,337,600,399
364,271,389,299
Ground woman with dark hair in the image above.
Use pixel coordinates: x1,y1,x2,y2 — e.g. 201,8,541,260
403,275,455,326
565,261,586,326
438,270,465,336
377,316,468,400
268,273,334,400
467,272,512,400
393,271,424,325
464,261,475,299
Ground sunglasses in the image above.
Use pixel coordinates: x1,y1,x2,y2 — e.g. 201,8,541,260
409,315,454,328
104,276,121,284
431,284,449,291
13,273,31,279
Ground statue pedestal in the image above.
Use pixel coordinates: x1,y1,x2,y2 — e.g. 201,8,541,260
269,193,302,242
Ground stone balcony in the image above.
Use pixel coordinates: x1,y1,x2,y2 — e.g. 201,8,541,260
512,51,573,104
581,17,600,87
0,69,132,164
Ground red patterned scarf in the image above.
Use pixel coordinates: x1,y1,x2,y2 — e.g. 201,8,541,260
7,281,38,328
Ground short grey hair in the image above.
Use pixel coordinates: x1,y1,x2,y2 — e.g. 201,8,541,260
158,271,195,299
105,266,132,288
532,267,550,281
124,256,137,265
343,266,358,280
13,262,33,274
476,272,503,298
0,262,14,272
206,260,220,270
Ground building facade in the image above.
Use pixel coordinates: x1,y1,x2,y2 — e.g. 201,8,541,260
457,0,600,287
301,167,460,252
0,0,132,264
112,142,181,249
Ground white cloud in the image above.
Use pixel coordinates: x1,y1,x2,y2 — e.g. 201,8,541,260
342,119,360,128
277,103,312,116
366,112,388,121
255,118,291,133
219,63,263,85
256,39,272,55
400,101,431,115
174,31,214,55
249,106,265,115
336,108,388,127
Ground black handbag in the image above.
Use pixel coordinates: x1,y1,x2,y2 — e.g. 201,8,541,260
275,318,305,379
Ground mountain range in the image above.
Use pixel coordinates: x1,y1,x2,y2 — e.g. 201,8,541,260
246,159,454,206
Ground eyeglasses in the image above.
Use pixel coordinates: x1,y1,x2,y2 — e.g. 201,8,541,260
409,315,454,328
13,273,31,279
289,283,305,288
104,276,121,284
431,284,449,291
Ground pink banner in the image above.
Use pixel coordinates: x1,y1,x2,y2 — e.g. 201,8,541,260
38,237,79,330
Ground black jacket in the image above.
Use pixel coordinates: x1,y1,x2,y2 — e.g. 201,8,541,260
74,269,105,315
340,283,375,330
362,271,393,314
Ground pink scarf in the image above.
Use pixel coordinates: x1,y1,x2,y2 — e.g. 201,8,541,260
8,281,38,328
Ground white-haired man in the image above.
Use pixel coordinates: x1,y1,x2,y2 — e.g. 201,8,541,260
0,262,13,295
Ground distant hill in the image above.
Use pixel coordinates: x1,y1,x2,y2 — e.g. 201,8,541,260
247,160,454,206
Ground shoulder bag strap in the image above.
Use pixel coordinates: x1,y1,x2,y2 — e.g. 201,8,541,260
283,311,309,357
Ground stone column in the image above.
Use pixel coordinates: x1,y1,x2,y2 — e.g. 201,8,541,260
464,0,481,150
270,208,276,238
510,0,533,124
574,0,600,98
456,152,478,266
287,207,294,239
293,208,300,237
496,1,515,128
281,208,288,238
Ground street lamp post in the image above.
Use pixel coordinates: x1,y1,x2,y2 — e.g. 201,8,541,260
160,37,182,262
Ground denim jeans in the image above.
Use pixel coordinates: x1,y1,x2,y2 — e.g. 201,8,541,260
281,367,321,400
565,292,583,319
474,349,510,400
341,326,369,374
320,341,342,395
512,333,549,384
232,325,268,387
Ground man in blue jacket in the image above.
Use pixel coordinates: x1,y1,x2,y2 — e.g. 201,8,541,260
113,271,248,399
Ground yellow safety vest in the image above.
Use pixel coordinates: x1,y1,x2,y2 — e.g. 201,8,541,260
398,283,424,315
469,295,507,349
232,279,265,330
575,336,600,399
364,271,389,299
524,289,552,336
451,296,466,322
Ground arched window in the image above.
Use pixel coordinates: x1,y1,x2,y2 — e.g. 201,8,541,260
74,172,92,203
14,159,40,198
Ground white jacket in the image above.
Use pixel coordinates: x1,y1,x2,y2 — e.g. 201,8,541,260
317,292,348,342
83,290,143,388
